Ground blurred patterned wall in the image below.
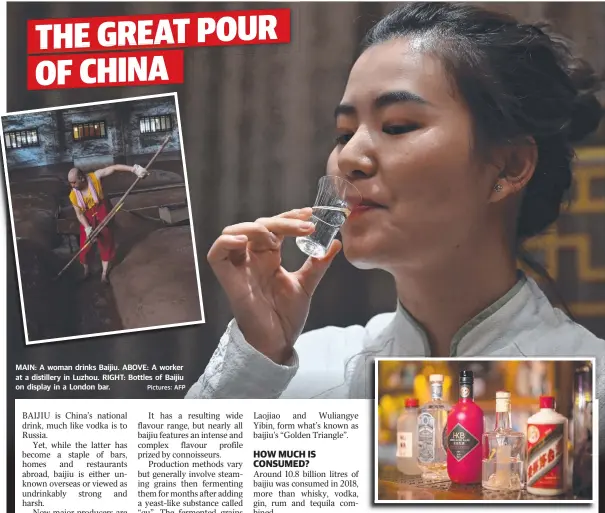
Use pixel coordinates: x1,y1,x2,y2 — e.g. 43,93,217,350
5,2,605,390
3,96,181,170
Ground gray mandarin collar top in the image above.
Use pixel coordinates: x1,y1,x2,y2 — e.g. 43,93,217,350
188,273,604,403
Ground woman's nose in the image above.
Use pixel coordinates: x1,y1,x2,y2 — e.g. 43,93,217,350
337,128,376,180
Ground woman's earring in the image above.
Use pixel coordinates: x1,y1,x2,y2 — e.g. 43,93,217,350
494,183,503,192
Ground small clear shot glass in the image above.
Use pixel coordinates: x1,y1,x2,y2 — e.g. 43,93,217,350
295,175,361,258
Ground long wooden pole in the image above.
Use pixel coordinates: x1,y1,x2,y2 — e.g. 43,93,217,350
55,134,172,280
58,183,186,212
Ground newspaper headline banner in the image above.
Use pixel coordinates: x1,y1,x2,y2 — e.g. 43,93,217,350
26,9,291,90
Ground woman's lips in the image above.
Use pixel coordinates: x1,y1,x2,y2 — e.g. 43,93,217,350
348,202,385,219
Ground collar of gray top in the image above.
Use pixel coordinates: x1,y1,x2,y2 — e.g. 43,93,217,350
393,270,529,356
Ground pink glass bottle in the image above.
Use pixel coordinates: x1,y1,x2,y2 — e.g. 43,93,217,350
446,370,484,483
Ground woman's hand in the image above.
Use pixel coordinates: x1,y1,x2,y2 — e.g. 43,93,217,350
207,207,342,364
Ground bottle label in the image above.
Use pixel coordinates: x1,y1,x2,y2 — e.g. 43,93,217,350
496,397,510,413
396,432,413,458
460,385,471,398
417,413,435,463
527,422,565,489
430,383,443,401
447,422,480,461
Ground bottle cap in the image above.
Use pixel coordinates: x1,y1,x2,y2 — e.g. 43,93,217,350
459,370,474,384
495,390,511,412
429,374,443,383
405,398,419,408
539,396,555,409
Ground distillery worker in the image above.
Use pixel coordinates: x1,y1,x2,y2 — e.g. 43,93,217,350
186,3,605,400
68,163,148,283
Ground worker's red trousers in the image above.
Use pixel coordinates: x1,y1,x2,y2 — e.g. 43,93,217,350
79,201,116,264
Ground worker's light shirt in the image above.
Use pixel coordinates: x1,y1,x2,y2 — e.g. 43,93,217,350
69,172,105,212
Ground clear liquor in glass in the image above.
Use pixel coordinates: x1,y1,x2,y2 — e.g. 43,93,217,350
482,391,526,490
417,374,450,480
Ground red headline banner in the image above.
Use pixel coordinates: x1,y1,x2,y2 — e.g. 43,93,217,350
27,8,291,54
27,50,184,90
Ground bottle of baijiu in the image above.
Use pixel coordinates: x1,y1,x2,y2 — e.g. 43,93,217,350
482,390,526,490
527,396,568,496
573,363,592,498
396,397,422,475
446,370,484,484
417,374,449,480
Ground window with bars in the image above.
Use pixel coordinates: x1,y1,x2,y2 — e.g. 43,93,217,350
72,120,107,141
140,115,173,134
4,129,40,149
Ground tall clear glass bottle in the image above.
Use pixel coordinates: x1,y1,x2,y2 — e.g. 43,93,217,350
572,363,592,498
482,390,526,490
417,374,449,480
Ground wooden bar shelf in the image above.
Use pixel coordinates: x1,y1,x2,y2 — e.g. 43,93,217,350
377,462,580,501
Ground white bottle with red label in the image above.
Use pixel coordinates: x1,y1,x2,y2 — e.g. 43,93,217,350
396,398,421,475
526,395,568,496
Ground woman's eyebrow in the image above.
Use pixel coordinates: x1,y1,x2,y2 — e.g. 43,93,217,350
334,90,431,118
334,104,356,118
374,90,430,109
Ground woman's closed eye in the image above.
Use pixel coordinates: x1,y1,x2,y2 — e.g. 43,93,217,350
335,123,420,146
335,132,354,146
382,123,420,136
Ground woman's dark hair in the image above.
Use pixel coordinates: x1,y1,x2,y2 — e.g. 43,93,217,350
361,2,603,241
